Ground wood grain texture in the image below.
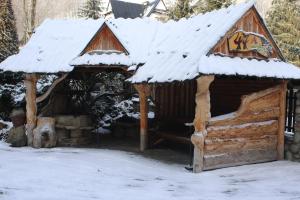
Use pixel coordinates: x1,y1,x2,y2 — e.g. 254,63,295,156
203,84,283,171
191,76,214,172
277,81,288,160
203,148,277,170
83,24,127,54
134,84,151,151
211,7,283,60
25,74,38,146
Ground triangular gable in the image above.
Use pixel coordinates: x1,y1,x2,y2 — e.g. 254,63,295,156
209,6,284,60
81,22,128,55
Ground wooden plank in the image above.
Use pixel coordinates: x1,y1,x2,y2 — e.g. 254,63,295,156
209,107,280,127
83,24,127,54
207,120,278,139
205,135,278,155
277,81,287,160
203,148,277,170
246,91,280,112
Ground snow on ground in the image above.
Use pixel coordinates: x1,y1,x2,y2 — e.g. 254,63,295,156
0,141,300,200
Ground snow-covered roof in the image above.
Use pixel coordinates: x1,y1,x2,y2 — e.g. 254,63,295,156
0,19,104,73
1,0,300,81
129,53,300,83
70,50,137,66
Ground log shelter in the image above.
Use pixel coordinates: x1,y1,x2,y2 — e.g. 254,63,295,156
1,1,300,172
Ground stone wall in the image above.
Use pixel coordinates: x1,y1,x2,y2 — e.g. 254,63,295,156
285,89,300,161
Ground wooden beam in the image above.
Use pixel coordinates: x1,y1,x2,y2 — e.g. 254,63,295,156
191,75,214,173
24,74,38,146
36,73,68,103
134,84,151,152
277,81,287,160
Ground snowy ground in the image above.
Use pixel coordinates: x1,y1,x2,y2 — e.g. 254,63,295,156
0,141,300,200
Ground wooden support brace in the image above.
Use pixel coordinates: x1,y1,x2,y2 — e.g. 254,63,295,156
134,84,151,152
277,81,287,160
36,73,68,103
24,74,38,146
191,75,214,172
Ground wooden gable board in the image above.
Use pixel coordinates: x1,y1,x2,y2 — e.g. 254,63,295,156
210,6,284,60
81,23,128,55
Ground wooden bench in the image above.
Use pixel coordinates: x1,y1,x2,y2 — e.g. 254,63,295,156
150,119,194,147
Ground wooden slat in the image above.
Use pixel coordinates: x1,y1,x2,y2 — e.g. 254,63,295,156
209,107,280,127
205,135,278,155
203,148,277,170
207,120,278,139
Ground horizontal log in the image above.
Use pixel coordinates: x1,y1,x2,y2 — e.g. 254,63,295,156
203,148,277,170
246,91,280,113
209,107,280,126
207,120,278,139
205,135,278,155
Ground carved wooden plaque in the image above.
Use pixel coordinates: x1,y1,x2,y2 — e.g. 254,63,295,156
228,30,273,57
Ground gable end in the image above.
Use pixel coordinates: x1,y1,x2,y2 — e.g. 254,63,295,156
209,6,284,60
81,23,128,55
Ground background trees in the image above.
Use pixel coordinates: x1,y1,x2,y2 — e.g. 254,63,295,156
266,0,300,66
168,0,234,20
0,0,18,63
78,0,104,19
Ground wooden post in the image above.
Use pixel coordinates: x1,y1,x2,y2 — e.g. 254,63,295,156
24,74,38,146
277,80,287,160
134,84,151,152
191,75,214,173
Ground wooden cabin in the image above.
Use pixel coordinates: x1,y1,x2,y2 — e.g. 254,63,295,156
1,1,300,172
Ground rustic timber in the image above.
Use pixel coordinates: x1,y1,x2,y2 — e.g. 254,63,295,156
210,78,279,117
36,74,68,103
211,7,284,60
134,84,151,151
82,24,127,54
209,85,282,127
203,148,277,170
154,81,196,121
203,85,282,170
206,120,278,139
191,75,214,173
277,81,288,159
24,74,38,146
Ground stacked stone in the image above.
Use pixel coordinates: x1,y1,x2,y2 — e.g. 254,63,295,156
285,90,300,161
55,115,94,147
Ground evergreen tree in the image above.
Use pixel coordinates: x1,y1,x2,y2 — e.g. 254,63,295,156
169,0,234,20
266,0,300,66
0,0,19,63
168,0,194,20
79,0,104,19
196,0,234,13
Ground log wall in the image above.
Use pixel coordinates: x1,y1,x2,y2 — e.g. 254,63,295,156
203,84,285,170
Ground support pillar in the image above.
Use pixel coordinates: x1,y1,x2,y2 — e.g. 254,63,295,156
278,80,288,160
24,74,38,146
134,84,151,152
191,75,214,172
